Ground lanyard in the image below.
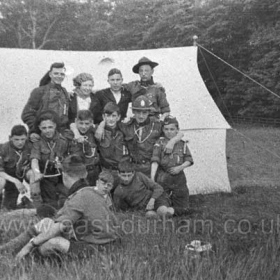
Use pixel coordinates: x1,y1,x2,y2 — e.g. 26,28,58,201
134,122,154,144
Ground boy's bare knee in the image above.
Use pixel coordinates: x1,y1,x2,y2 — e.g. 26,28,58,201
34,218,55,234
39,236,70,256
25,169,33,182
157,206,168,215
0,177,6,190
157,206,174,216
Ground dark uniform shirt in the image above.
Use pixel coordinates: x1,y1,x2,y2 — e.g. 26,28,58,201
30,132,70,174
119,117,162,164
0,141,32,178
92,87,132,124
96,125,128,170
21,83,69,132
70,127,99,168
125,80,170,116
152,137,193,171
113,172,163,211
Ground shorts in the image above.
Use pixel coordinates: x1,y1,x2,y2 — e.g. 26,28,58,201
154,192,171,210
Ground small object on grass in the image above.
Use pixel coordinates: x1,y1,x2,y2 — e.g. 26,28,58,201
184,240,213,261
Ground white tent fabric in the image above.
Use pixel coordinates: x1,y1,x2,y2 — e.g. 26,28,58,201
0,46,231,194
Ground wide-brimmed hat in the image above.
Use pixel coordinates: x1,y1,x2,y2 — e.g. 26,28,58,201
132,57,159,73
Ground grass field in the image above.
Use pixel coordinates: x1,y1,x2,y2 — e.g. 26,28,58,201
1,126,280,280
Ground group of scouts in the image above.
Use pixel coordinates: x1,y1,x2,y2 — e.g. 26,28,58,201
0,56,196,261
0,56,194,218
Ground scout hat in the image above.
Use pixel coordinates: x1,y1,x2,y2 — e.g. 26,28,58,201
132,96,151,111
163,116,179,126
62,155,87,175
98,170,114,185
132,57,159,73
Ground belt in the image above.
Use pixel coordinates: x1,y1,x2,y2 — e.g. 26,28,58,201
102,166,118,171
133,159,150,164
86,165,97,171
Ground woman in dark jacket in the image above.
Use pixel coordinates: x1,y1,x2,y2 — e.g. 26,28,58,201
68,72,97,124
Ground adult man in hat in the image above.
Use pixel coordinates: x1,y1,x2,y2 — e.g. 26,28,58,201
125,57,170,120
21,62,70,142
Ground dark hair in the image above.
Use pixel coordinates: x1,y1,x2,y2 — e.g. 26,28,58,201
163,116,179,129
36,204,57,218
62,155,87,178
103,102,120,115
39,62,65,87
10,125,27,137
77,110,93,121
35,110,60,132
108,68,122,78
118,159,135,173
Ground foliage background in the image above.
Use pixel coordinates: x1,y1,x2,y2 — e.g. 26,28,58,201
0,0,279,119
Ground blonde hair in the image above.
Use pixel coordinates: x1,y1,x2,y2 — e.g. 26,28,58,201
73,73,94,87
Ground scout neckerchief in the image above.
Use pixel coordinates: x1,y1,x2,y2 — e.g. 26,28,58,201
78,133,96,158
140,77,154,88
134,118,154,144
10,141,29,179
42,133,61,177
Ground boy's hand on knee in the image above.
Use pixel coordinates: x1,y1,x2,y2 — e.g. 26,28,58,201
14,179,27,194
146,198,155,211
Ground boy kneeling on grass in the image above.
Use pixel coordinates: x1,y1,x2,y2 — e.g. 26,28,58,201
113,159,176,218
10,155,121,261
151,116,194,216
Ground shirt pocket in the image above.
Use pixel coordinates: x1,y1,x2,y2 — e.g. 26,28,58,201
3,154,16,169
99,136,111,148
41,147,51,162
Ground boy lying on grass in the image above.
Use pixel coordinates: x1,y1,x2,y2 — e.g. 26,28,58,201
113,159,176,218
0,156,121,261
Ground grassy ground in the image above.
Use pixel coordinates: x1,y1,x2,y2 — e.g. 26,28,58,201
1,126,280,279
227,125,280,188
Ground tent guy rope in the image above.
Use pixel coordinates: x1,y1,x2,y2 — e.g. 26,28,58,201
196,43,280,100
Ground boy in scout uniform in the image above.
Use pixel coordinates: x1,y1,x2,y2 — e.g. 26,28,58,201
120,96,182,177
30,110,71,208
125,57,170,120
95,102,128,191
70,110,100,186
114,159,174,217
0,125,33,209
151,116,193,216
96,96,182,178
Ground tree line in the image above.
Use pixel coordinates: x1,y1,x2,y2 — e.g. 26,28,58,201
0,0,279,119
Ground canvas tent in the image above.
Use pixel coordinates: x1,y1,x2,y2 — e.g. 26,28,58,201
0,46,231,194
